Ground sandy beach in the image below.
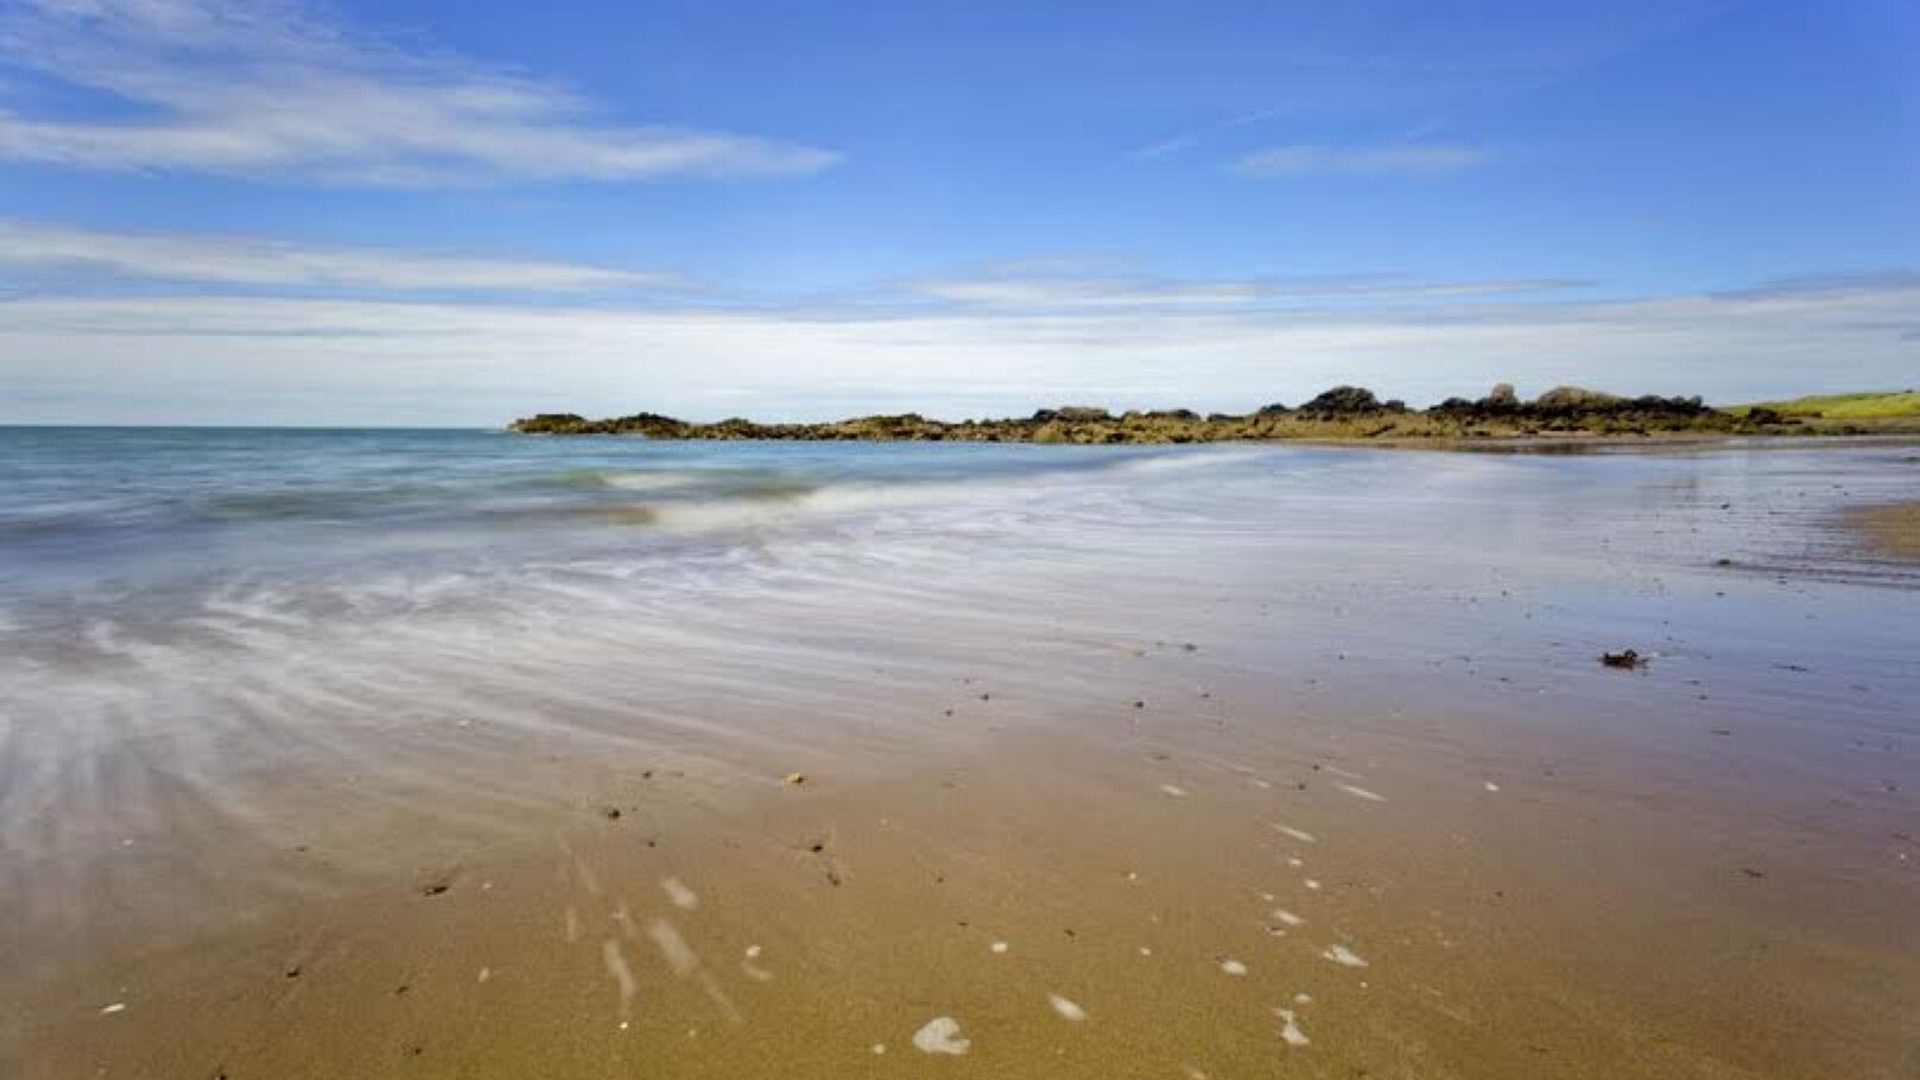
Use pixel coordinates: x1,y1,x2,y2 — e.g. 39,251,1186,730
2,433,1916,1080
5,0,1916,1073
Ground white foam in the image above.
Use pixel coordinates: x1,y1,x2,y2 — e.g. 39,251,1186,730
1221,959,1248,976
1271,908,1305,927
990,940,1009,954
598,472,709,492
1277,1008,1310,1047
100,1002,126,1015
647,918,701,977
661,876,700,910
1304,878,1322,890
1048,993,1088,1021
1322,944,1369,968
1160,784,1189,798
912,1016,970,1055
1271,824,1318,844
602,940,637,1013
1484,781,1501,792
1334,783,1387,803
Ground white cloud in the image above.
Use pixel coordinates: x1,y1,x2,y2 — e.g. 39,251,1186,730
909,277,1272,308
1235,144,1484,178
0,0,839,186
906,272,1583,309
1133,135,1199,160
2,276,1913,425
0,219,664,291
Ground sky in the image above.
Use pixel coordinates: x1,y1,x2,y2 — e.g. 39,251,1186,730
0,0,1915,425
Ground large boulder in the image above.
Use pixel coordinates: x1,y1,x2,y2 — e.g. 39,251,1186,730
1534,386,1624,410
1032,406,1112,422
1297,386,1384,416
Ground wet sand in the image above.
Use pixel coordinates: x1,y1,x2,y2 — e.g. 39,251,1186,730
13,703,1917,1080
1850,501,1920,561
3,438,1918,1079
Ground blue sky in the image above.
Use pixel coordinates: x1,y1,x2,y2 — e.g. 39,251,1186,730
0,0,1914,424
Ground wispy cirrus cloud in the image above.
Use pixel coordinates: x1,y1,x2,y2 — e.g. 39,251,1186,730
1234,143,1484,178
0,218,665,292
909,276,1273,309
906,270,1581,310
0,0,839,186
1132,107,1283,160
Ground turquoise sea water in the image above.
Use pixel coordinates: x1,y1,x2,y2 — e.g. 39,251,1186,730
0,428,1168,600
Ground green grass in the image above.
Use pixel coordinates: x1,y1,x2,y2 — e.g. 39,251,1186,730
1731,390,1920,419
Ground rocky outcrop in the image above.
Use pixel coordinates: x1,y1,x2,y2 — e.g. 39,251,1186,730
1534,386,1624,410
1295,386,1408,417
509,384,1784,443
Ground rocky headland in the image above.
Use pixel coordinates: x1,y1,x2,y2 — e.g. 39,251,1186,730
509,384,1901,444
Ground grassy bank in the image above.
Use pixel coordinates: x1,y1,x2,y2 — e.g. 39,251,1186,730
1730,390,1920,419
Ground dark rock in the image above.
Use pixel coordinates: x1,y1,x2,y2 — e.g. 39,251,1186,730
1031,405,1112,422
1296,385,1384,416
